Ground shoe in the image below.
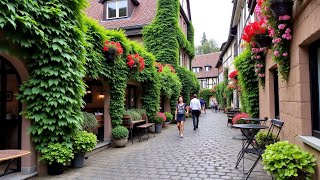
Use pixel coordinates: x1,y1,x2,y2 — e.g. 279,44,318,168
196,126,198,129
194,127,196,130
180,134,184,138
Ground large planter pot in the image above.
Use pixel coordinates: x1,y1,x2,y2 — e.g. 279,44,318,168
47,162,64,175
71,152,85,168
113,137,128,147
255,35,272,48
270,1,294,18
155,123,162,133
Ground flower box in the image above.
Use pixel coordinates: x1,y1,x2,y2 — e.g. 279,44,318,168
255,35,272,48
270,0,294,18
102,40,123,61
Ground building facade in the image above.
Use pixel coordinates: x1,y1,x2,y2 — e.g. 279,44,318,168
259,0,320,178
192,52,220,89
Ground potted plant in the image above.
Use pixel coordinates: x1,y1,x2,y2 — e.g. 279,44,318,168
164,112,173,123
71,131,97,168
154,112,166,133
127,53,145,72
269,0,294,18
255,131,279,150
102,40,123,61
262,141,316,180
81,112,98,133
232,113,250,125
112,126,129,147
41,143,74,175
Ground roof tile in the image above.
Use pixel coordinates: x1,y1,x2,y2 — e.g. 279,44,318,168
192,52,221,78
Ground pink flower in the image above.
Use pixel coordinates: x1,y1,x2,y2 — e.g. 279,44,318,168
272,38,281,44
265,7,269,11
282,52,288,57
269,29,275,37
282,34,292,40
285,28,291,34
258,64,264,68
274,51,280,57
256,55,261,59
279,15,291,21
258,73,265,78
278,24,287,30
260,48,265,52
255,69,259,73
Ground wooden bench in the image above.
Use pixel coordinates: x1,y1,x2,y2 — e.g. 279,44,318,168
0,150,30,177
137,123,155,142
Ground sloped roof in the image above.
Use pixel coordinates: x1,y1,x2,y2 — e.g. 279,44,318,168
192,52,221,78
86,0,157,30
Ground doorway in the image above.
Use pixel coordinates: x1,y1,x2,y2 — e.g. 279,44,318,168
0,56,22,171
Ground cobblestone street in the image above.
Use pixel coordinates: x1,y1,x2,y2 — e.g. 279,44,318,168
37,111,271,180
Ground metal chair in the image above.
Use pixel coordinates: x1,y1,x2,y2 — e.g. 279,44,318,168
243,119,284,180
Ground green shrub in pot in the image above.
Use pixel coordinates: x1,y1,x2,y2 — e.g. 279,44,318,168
123,110,141,121
81,112,98,133
255,131,279,150
112,126,129,139
72,131,97,153
164,112,173,122
41,142,74,165
262,141,316,180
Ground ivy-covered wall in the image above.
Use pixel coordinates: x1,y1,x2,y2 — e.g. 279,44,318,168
0,0,161,161
83,19,161,125
142,0,198,109
234,48,259,117
0,0,88,152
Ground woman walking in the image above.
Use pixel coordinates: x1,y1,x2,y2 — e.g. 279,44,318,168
175,96,189,138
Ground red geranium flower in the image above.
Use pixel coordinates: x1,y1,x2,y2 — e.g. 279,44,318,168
155,62,163,73
229,70,238,79
127,53,145,72
242,21,267,43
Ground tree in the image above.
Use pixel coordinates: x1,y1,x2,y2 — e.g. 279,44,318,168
196,39,220,55
200,32,208,45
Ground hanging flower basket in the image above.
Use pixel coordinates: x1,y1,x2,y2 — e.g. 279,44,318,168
155,62,163,73
255,34,272,48
127,53,145,72
270,0,294,18
102,40,123,61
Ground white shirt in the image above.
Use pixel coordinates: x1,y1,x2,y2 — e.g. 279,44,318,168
190,98,201,110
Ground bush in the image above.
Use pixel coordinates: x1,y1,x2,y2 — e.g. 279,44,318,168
164,112,173,122
262,141,316,180
112,126,129,139
123,110,142,121
81,112,98,133
41,143,74,165
154,112,166,124
255,131,279,150
72,131,97,153
232,113,250,124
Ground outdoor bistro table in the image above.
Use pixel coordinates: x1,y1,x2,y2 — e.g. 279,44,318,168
232,124,268,173
0,150,30,177
241,118,267,125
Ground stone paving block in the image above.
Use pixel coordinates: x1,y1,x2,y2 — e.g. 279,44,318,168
34,112,271,180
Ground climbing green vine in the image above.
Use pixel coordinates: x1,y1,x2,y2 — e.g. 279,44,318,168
0,0,88,153
234,49,259,117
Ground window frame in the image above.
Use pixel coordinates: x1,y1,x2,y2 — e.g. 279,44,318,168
309,39,320,138
106,0,128,20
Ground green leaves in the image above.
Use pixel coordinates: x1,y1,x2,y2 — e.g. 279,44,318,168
234,49,259,117
262,141,316,179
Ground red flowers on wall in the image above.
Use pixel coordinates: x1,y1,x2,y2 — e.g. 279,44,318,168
127,53,145,71
155,62,163,73
242,21,267,43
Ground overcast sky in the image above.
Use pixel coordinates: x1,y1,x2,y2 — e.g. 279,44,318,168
190,0,233,47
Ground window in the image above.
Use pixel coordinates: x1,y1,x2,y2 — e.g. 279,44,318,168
192,67,200,73
205,66,211,72
310,40,320,138
106,0,128,19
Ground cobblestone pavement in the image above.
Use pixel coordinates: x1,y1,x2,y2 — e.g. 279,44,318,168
36,111,272,180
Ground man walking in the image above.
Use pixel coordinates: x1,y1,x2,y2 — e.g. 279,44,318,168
190,94,201,130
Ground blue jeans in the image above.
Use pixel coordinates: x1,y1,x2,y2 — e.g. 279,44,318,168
192,110,200,128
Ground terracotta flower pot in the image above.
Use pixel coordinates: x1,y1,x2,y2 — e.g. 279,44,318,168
270,1,294,18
